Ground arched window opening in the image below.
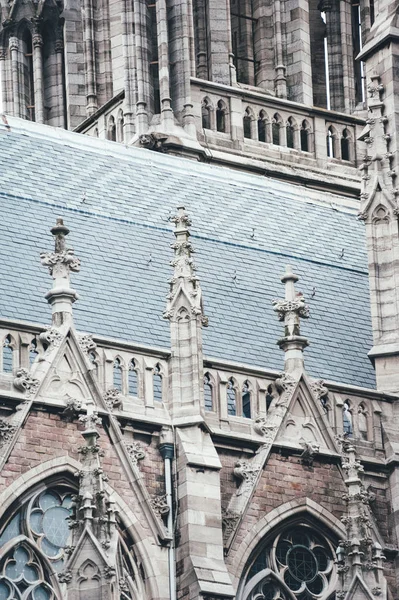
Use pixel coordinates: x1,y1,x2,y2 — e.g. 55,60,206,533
300,120,309,152
341,128,351,161
93,127,99,138
113,358,123,391
266,384,274,412
343,400,353,436
117,110,124,143
216,100,226,133
128,359,138,397
2,335,13,373
107,116,116,142
357,404,369,440
29,338,38,365
22,29,35,122
242,381,251,418
230,0,257,85
204,373,213,412
153,364,163,402
243,108,252,139
201,100,211,130
286,118,295,149
244,523,336,600
89,351,98,378
272,115,281,145
326,126,335,158
258,112,266,143
147,0,161,114
227,378,236,416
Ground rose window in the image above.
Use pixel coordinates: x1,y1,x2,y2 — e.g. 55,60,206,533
244,525,336,600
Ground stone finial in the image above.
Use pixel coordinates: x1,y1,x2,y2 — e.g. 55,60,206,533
272,265,309,373
40,218,80,326
163,206,208,326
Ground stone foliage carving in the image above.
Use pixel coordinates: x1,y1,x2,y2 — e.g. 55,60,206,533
77,333,97,354
103,388,123,410
40,249,80,277
272,297,309,321
39,326,62,348
13,368,39,397
0,418,17,449
150,494,170,517
125,441,146,464
222,509,240,543
234,461,261,496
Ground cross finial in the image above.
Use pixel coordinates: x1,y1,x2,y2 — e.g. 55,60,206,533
40,218,80,326
272,265,309,373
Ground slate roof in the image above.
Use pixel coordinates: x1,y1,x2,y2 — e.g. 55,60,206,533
0,118,375,388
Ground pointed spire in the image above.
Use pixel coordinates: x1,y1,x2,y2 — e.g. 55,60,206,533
164,206,208,326
40,218,80,326
273,265,309,374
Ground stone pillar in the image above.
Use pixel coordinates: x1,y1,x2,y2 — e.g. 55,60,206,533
193,0,208,79
253,0,275,92
0,48,8,114
32,34,45,124
273,0,287,98
121,0,136,140
9,36,20,117
283,0,313,104
339,0,356,112
55,37,66,128
205,0,230,84
133,0,150,134
156,0,174,128
83,0,98,115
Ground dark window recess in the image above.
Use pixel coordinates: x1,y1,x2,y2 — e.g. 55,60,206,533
147,1,161,114
341,129,350,161
243,112,252,138
300,122,309,151
204,373,213,411
242,381,251,418
258,116,266,142
230,0,257,85
216,101,226,132
202,103,211,129
227,378,236,416
287,121,295,148
272,121,280,145
23,30,35,122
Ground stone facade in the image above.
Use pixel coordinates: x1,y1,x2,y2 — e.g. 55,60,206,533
1,1,399,599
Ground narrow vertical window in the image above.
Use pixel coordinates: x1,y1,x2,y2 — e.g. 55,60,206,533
258,111,266,142
216,100,226,132
358,404,368,440
343,400,353,436
227,378,236,416
117,109,124,142
2,336,13,373
107,116,116,141
230,0,257,85
89,351,98,378
202,99,211,129
147,0,160,114
29,339,38,365
242,380,251,418
243,108,252,139
128,359,138,396
153,364,163,402
22,29,35,121
351,0,366,105
300,120,309,152
286,118,295,149
272,115,280,145
326,126,335,157
341,128,351,161
113,358,123,391
204,373,213,411
266,385,274,412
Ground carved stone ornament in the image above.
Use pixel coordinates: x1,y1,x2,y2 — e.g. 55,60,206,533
103,388,123,410
39,326,63,348
272,297,309,321
78,410,102,430
57,570,73,583
300,440,320,467
13,368,39,397
372,587,382,596
310,379,328,402
222,508,240,542
61,396,83,421
77,333,97,354
40,248,81,278
104,566,116,579
0,418,17,449
253,417,277,447
234,461,261,495
150,493,170,517
125,441,146,464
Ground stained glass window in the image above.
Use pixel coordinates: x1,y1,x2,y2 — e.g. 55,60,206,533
244,525,336,600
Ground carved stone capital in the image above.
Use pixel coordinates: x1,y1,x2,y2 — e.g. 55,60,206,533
151,493,170,517
103,388,123,410
125,441,145,464
9,37,18,52
77,333,97,354
39,326,63,348
32,34,43,48
40,249,80,278
272,297,309,322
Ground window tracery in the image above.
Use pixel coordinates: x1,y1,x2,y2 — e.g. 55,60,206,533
243,524,336,600
128,359,138,397
227,378,237,416
204,373,213,412
153,364,163,402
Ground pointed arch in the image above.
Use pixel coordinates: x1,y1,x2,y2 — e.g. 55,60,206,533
272,113,284,146
153,363,163,402
128,358,139,397
326,125,339,158
300,119,312,152
107,115,116,141
117,108,124,143
340,127,353,162
242,380,251,418
286,116,298,149
2,334,17,373
203,371,215,412
201,96,214,130
243,106,256,140
227,377,238,416
216,99,228,133
257,110,269,143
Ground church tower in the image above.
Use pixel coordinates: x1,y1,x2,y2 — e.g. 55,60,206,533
0,0,374,193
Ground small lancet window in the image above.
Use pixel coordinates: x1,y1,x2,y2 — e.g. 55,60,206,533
2,335,13,373
227,378,236,416
216,101,226,133
107,116,116,142
272,115,280,145
243,109,252,139
343,400,353,436
89,351,98,378
327,127,335,158
113,358,123,391
204,373,213,412
29,338,38,365
242,380,251,418
258,112,266,143
201,100,211,129
266,384,274,412
153,364,163,402
358,404,368,440
300,121,309,152
341,128,350,161
286,118,295,149
128,359,138,396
